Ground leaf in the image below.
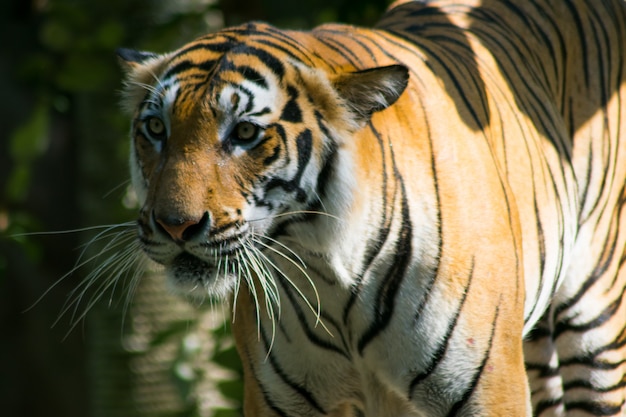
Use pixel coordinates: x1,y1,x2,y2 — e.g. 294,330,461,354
213,408,243,417
212,345,243,373
216,379,244,403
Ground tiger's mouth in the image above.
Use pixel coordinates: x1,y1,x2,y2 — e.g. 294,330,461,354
171,252,214,282
161,251,241,298
138,218,262,298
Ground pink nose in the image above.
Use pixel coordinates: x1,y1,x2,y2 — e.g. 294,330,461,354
154,212,209,242
156,219,199,241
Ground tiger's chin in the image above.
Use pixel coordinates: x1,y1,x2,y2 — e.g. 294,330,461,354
161,252,238,301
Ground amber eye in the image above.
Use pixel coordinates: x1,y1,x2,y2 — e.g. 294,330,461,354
234,121,258,142
146,117,166,138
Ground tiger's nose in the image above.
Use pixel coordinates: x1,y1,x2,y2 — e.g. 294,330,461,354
154,211,210,242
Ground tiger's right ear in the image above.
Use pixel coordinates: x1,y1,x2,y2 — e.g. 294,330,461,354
116,48,159,72
116,48,167,113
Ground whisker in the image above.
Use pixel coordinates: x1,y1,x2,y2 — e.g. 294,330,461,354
251,236,332,337
254,234,307,269
23,226,136,313
248,210,341,223
120,254,147,333
242,237,281,308
231,258,241,323
20,221,143,340
10,222,136,239
101,180,132,200
236,249,262,340
127,80,162,98
58,235,139,330
241,239,282,357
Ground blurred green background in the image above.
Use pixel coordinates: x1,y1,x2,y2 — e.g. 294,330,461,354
0,0,389,416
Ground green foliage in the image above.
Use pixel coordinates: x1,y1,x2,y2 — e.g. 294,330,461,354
212,322,244,408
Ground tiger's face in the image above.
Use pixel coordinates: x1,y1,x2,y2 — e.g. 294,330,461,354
127,49,336,298
118,27,408,299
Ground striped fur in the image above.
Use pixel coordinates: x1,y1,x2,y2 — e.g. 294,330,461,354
118,0,626,415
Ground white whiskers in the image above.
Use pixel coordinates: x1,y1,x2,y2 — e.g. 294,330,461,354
22,208,338,347
21,222,144,338
224,208,339,356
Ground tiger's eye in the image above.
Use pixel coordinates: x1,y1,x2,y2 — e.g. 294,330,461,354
235,121,258,141
147,117,165,137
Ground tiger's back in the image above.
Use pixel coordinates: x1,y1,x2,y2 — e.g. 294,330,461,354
118,0,626,415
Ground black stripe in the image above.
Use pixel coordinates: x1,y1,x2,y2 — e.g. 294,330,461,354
242,45,286,80
254,38,306,65
552,268,604,323
534,398,563,416
263,145,281,166
563,0,590,87
174,38,235,57
162,58,217,81
317,28,380,64
554,295,622,338
525,361,560,379
564,377,626,392
316,34,364,66
316,139,337,199
523,198,547,325
262,128,312,203
272,268,350,359
260,325,327,414
240,343,292,417
446,303,501,416
468,21,569,159
560,352,626,371
280,85,302,123
342,122,393,326
250,106,272,117
357,171,412,355
293,129,312,185
263,26,317,67
386,28,488,131
565,401,624,416
408,259,475,395
237,65,269,89
411,101,443,321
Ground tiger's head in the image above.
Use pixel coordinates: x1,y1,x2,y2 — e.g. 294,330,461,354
118,23,408,299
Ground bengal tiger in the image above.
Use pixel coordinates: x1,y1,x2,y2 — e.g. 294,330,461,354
116,0,626,415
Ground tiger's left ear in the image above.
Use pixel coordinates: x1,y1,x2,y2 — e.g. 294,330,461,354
332,65,409,124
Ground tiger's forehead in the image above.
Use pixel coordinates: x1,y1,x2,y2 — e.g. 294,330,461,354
145,43,286,124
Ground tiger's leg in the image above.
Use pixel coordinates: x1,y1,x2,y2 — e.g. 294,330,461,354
524,312,566,416
551,280,626,416
551,199,626,416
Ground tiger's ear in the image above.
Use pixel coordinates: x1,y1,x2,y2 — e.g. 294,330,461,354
117,48,160,70
332,65,409,124
116,48,168,113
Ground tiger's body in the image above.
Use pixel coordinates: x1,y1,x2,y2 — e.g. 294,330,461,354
118,0,626,415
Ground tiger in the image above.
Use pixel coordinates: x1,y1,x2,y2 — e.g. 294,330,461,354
115,0,626,415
